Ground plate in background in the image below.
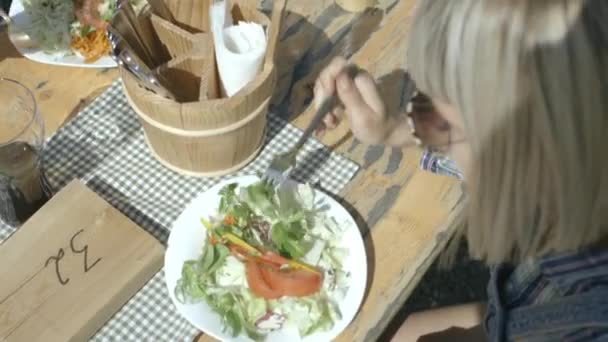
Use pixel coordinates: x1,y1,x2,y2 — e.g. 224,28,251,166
8,0,116,68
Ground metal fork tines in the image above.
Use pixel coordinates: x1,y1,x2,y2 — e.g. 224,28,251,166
264,65,360,186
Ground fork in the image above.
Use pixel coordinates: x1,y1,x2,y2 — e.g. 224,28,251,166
264,65,361,186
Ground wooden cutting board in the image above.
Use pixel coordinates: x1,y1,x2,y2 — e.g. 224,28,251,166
0,180,165,342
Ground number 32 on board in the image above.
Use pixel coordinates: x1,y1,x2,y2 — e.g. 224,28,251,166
45,229,102,285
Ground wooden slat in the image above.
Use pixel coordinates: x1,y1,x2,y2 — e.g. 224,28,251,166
0,180,164,342
165,0,213,33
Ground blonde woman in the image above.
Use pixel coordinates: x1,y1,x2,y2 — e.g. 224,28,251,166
314,0,608,341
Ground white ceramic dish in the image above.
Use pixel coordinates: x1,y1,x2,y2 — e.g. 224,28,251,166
8,0,116,68
164,175,368,342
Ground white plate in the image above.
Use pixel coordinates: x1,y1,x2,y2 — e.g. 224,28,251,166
8,0,116,68
165,175,368,342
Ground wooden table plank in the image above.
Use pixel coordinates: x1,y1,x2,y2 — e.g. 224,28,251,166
1,0,465,341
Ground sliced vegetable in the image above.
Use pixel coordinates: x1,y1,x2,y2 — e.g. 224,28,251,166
246,260,283,299
255,312,286,332
260,266,323,298
229,245,252,260
224,233,260,255
201,217,214,230
220,231,319,272
245,259,323,300
259,250,290,265
259,251,320,275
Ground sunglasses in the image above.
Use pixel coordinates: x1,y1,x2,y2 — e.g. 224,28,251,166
405,91,465,154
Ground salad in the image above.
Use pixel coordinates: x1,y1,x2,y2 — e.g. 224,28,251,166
20,0,141,63
175,180,351,340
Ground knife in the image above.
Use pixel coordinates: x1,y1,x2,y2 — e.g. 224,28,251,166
111,8,156,67
108,29,176,99
119,48,177,100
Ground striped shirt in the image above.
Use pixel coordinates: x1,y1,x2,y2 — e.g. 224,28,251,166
485,249,608,341
420,150,608,341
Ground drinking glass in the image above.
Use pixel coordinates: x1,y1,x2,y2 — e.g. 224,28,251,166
0,78,50,226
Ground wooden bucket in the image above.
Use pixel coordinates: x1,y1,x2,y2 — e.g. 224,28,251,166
121,0,285,177
335,0,375,12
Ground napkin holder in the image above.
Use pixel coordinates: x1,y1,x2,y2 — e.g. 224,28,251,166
122,0,285,177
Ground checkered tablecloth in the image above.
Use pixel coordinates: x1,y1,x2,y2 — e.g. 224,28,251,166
0,81,359,341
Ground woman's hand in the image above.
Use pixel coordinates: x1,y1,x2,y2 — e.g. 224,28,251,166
314,57,395,145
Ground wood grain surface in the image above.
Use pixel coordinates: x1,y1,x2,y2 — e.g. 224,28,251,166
0,180,164,342
0,0,465,341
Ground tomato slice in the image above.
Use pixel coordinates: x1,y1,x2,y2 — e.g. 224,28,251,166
258,251,321,275
259,251,290,265
260,266,323,297
246,257,323,299
246,260,283,299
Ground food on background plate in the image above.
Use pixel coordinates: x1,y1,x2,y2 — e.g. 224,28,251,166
70,27,111,63
20,0,74,53
175,180,351,340
70,0,114,62
20,0,142,63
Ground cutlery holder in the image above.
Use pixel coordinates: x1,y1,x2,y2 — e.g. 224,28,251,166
150,14,210,58
122,0,284,177
165,0,213,33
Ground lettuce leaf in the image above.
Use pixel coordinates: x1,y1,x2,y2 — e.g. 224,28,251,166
219,183,239,214
176,247,265,340
240,180,278,219
270,294,341,337
175,243,230,304
271,221,313,259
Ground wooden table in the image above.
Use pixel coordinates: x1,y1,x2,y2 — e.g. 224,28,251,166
0,0,464,341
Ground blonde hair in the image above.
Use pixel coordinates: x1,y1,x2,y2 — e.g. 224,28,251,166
407,0,608,264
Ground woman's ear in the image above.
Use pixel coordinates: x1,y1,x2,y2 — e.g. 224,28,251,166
432,99,464,131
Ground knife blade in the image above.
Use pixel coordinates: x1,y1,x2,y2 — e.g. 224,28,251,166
111,8,156,67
